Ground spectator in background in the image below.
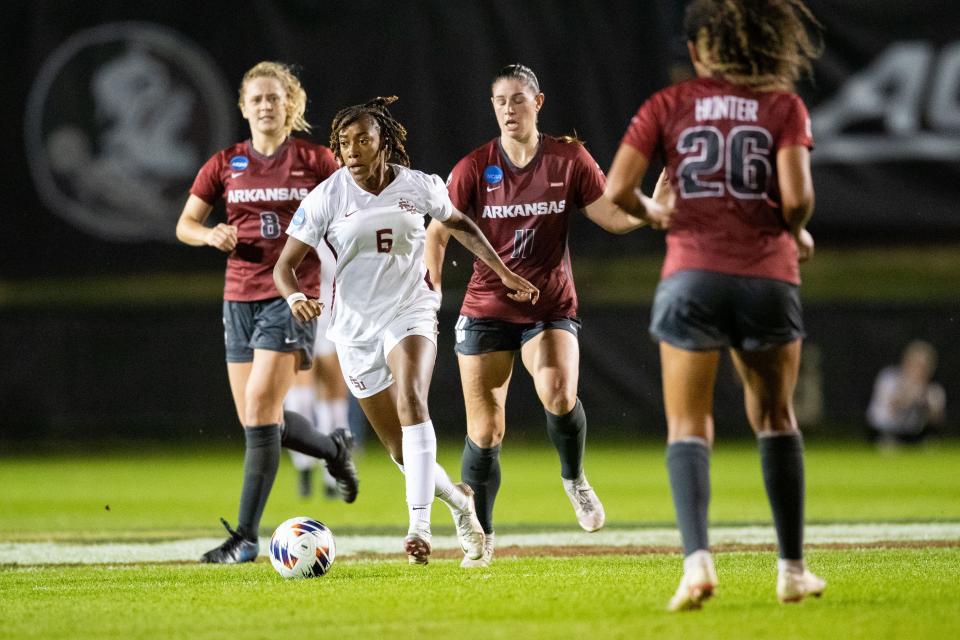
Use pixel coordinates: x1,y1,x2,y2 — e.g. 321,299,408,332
867,340,946,445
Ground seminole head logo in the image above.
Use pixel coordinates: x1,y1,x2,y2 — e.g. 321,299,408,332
25,22,235,242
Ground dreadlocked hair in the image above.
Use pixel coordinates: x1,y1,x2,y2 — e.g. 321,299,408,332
683,0,822,89
329,96,410,167
239,61,311,134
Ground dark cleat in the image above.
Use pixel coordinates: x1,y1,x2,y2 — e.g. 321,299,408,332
200,518,259,564
326,428,360,504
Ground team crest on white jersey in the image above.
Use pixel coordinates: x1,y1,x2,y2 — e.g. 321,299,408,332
25,22,235,242
397,198,425,215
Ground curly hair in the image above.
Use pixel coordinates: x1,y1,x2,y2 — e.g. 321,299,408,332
238,61,311,135
329,96,410,167
683,0,823,89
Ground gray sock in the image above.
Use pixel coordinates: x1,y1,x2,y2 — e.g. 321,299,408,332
545,399,587,480
758,431,805,560
236,424,281,541
281,410,338,460
461,437,501,534
666,440,711,556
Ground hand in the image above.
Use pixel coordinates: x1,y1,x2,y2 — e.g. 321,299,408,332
795,228,814,262
652,170,673,207
290,299,324,322
637,189,673,230
501,271,540,305
205,223,238,252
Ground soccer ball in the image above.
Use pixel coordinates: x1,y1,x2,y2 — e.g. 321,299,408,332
269,517,336,579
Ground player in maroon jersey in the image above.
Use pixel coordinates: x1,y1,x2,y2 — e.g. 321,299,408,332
605,0,826,609
424,64,664,567
175,61,358,564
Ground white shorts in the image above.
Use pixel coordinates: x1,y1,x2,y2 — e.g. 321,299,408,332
335,304,439,399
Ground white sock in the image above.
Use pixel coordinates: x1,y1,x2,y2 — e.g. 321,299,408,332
313,399,333,436
284,385,318,471
330,398,349,431
401,421,437,531
434,463,468,511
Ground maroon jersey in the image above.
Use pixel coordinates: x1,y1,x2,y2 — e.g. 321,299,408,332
622,77,813,285
190,137,338,301
447,136,605,322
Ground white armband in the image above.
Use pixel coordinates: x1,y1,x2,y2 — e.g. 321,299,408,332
286,292,308,309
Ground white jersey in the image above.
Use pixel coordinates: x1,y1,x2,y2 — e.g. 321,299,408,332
288,164,454,345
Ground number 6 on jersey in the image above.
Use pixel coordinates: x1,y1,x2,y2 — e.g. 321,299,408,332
376,228,393,253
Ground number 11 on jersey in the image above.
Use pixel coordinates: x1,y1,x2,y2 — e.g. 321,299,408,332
512,228,535,258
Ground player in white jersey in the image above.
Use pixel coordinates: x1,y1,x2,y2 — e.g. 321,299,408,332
275,97,539,565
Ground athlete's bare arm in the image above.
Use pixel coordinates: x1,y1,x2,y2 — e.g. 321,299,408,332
424,219,452,296
777,145,815,261
175,194,238,251
441,209,540,305
604,146,673,230
583,182,669,234
273,236,325,322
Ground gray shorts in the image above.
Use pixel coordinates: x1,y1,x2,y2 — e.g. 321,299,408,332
453,315,581,355
650,270,803,352
223,298,316,370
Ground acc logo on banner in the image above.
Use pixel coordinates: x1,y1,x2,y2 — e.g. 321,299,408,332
25,22,235,242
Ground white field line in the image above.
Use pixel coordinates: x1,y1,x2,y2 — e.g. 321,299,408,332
1,522,957,566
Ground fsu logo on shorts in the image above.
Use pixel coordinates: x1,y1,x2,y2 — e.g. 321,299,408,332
25,22,235,242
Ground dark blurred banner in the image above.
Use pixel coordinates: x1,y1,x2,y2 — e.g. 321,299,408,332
4,0,960,278
805,1,960,238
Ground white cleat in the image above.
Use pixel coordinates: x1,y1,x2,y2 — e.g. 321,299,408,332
449,483,485,560
778,566,826,603
668,550,718,612
461,532,495,568
403,526,432,566
563,474,605,532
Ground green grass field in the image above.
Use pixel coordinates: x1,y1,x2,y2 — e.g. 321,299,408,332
2,441,959,639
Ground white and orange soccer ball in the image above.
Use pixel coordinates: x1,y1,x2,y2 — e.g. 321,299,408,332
268,517,336,579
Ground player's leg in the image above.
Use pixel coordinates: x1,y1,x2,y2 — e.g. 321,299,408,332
201,301,275,564
660,342,721,610
731,276,823,602
285,368,319,498
521,322,603,532
457,349,514,567
384,334,438,563
731,340,825,603
647,270,730,608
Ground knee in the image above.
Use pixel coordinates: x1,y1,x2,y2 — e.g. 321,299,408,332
468,422,505,448
244,392,281,426
543,390,578,416
749,401,798,434
396,387,430,426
